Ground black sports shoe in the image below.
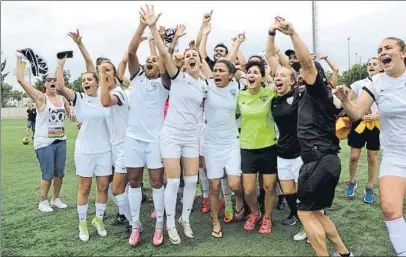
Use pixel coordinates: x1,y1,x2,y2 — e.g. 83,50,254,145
276,195,285,210
115,212,127,225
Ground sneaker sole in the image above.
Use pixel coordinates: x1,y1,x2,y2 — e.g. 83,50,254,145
153,237,164,247
169,238,181,244
363,198,374,204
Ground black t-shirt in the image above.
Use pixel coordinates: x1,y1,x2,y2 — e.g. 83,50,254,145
27,108,37,121
271,88,301,159
205,56,215,71
297,71,339,154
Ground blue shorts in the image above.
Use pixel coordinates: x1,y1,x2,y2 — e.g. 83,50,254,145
35,140,67,181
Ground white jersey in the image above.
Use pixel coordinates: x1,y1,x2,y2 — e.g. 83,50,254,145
162,70,207,139
364,70,406,160
204,79,239,146
234,75,245,129
126,67,169,142
34,95,67,150
105,86,129,145
73,92,111,154
350,77,378,114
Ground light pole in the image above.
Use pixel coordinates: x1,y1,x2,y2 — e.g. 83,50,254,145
355,52,358,65
347,37,351,70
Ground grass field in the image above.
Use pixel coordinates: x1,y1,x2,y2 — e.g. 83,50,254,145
1,119,404,256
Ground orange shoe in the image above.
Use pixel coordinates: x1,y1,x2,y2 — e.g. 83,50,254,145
201,198,210,213
258,218,272,234
243,212,262,231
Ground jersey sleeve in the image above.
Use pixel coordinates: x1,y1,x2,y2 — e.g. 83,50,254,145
72,92,84,107
305,71,330,97
130,66,144,81
112,88,126,107
362,75,379,103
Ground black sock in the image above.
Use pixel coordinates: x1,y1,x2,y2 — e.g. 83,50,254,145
285,193,298,218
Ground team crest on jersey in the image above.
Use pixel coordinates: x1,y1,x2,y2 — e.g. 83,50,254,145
260,95,268,102
229,89,237,97
151,82,159,89
287,96,293,105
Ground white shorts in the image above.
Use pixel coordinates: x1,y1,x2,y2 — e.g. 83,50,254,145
204,143,241,179
379,155,406,178
112,143,126,174
124,137,163,169
277,156,303,183
160,134,199,159
75,152,112,178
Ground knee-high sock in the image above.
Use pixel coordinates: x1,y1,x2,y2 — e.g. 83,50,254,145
108,182,119,210
115,192,132,221
152,186,165,228
182,175,198,222
221,178,232,205
165,178,180,228
385,217,406,256
199,168,209,198
285,193,298,217
128,187,142,228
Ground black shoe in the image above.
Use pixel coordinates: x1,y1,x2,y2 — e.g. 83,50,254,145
276,195,285,210
115,212,127,225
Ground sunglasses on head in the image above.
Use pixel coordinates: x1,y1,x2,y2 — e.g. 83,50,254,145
46,78,57,82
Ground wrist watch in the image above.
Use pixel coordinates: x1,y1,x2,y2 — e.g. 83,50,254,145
268,30,276,36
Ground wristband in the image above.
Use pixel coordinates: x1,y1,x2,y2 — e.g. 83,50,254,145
168,47,175,54
268,30,276,36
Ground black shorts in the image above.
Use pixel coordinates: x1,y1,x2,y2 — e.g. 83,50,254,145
297,154,341,211
241,146,277,175
347,120,380,151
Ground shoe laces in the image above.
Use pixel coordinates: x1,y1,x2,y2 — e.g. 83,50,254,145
260,218,271,226
246,213,259,225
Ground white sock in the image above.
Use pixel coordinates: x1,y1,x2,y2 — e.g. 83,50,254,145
115,192,131,222
128,187,142,228
221,178,232,205
77,204,88,222
385,217,406,256
108,182,119,208
152,186,165,228
165,178,180,228
95,203,106,220
199,168,209,198
182,175,198,222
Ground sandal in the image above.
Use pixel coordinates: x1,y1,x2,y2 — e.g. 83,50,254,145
211,229,223,238
234,206,245,220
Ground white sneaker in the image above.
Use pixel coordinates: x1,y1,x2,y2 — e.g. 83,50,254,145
332,252,354,257
167,227,181,244
38,200,54,213
178,217,194,238
293,230,307,241
92,217,107,237
79,221,89,241
50,198,68,209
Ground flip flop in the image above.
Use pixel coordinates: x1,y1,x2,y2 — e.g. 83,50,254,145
235,206,245,220
211,229,223,239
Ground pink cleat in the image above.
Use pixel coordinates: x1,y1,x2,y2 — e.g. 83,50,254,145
152,227,164,247
129,227,142,246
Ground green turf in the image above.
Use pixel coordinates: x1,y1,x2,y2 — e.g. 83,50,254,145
1,119,404,256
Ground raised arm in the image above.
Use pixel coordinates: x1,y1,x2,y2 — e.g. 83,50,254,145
317,53,340,88
140,5,178,78
195,10,213,49
68,29,95,73
334,85,374,121
15,53,45,109
198,21,211,60
56,57,76,102
99,63,120,107
117,51,129,82
228,32,245,65
275,16,317,85
128,16,148,77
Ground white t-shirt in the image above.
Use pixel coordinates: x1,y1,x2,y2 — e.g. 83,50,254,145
350,77,378,114
364,70,406,160
34,95,67,150
73,92,111,154
162,70,207,139
105,86,129,145
126,67,169,142
204,79,239,146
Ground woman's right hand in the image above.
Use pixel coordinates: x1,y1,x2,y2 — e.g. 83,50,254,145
140,4,162,27
68,29,82,44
